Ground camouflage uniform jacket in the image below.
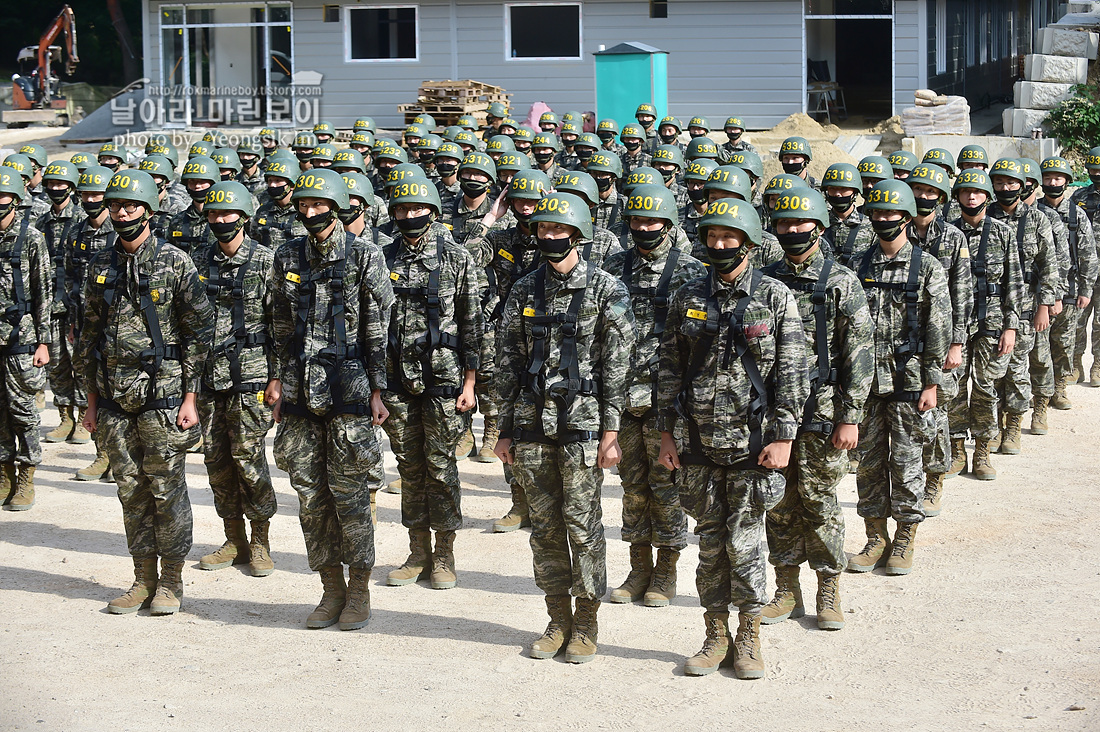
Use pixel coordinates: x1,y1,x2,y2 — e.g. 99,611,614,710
36,203,85,317
601,141,626,157
166,204,215,254
989,202,1059,311
763,248,873,426
1070,183,1100,234
76,234,213,413
473,225,542,326
193,239,277,394
603,239,707,418
436,179,461,215
19,194,50,223
690,231,783,273
952,214,1024,335
657,266,809,462
856,241,951,396
382,230,482,396
718,139,758,163
594,189,625,236
271,223,394,415
680,202,706,246
909,216,974,344
1034,199,1073,300
619,150,653,181
823,208,875,270
253,200,305,252
580,226,626,269
1044,195,1099,299
0,211,53,350
667,181,691,209
63,216,116,325
237,169,264,195
493,257,635,440
556,150,581,171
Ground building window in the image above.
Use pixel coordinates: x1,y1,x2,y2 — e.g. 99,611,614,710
346,6,419,62
505,3,582,60
650,0,668,19
934,0,946,74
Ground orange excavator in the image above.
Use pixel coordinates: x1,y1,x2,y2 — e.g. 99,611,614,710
4,5,80,127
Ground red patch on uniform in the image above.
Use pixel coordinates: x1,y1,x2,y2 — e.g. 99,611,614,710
744,322,770,338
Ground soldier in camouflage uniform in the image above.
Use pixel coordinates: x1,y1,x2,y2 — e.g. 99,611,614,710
705,166,784,269
382,177,481,591
779,137,819,189
1071,147,1100,384
270,168,393,630
531,133,566,185
821,163,875,267
849,181,950,578
291,131,317,171
492,191,634,664
77,170,214,616
36,161,88,445
634,103,659,149
556,122,582,171
654,117,685,154
1041,156,1098,408
651,145,691,207
855,157,893,215
988,158,1058,455
588,151,625,236
680,159,719,246
253,157,304,251
137,156,181,241
905,164,973,517
887,150,918,181
717,116,756,163
191,182,278,580
553,171,626,269
572,133,601,173
166,156,219,254
493,150,529,193
433,142,464,214
761,189,872,631
236,138,265,194
596,119,625,156
603,184,706,609
760,173,812,236
4,155,50,222
656,198,808,679
0,172,52,511
332,149,390,230
619,124,653,183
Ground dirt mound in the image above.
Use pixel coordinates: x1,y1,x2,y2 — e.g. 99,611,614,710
872,115,905,153
770,112,834,140
760,137,858,184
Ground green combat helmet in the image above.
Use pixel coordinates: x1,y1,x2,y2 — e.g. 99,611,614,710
387,176,443,217
292,168,351,210
529,191,592,240
42,160,80,189
888,150,919,178
385,163,429,193
332,149,366,174
181,156,222,187
952,169,995,199
763,173,811,199
623,166,662,194
486,135,516,155
202,131,229,147
958,144,989,170
686,137,719,161
98,141,127,169
17,143,47,169
457,115,479,131
907,164,952,213
78,165,115,194
532,133,562,152
309,144,337,166
349,131,375,152
189,141,215,160
698,197,763,248
779,136,812,174
263,157,301,185
596,118,619,139
704,165,754,201
687,116,711,135
70,152,94,172
453,130,478,150
1019,158,1042,196
495,151,531,174
104,169,160,213
539,111,560,130
685,159,720,184
487,102,509,119
212,147,243,176
657,116,682,144
0,165,26,204
1085,146,1100,173
508,169,552,200
459,151,497,179
621,124,645,145
204,180,256,218
652,144,685,181
821,163,862,192
291,131,318,151
624,183,677,225
858,156,894,184
770,187,830,229
555,170,599,207
137,156,174,189
922,148,956,175
313,120,335,139
864,179,918,218
587,150,623,179
725,149,764,180
413,113,437,130
237,136,263,158
354,117,377,133
2,154,33,183
375,143,409,166
989,157,1025,184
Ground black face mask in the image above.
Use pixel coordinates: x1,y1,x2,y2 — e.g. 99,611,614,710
0,200,15,220
825,193,855,212
995,188,1021,207
914,196,940,216
515,143,531,154
46,188,71,205
299,209,336,236
533,151,555,166
418,151,435,164
460,179,491,198
267,183,291,201
576,148,593,162
537,235,574,262
1023,182,1038,199
726,131,742,143
594,176,614,193
111,212,150,241
624,140,642,153
871,218,908,242
960,201,988,217
659,133,677,145
782,161,806,175
597,132,615,143
1042,183,1066,199
295,151,311,162
776,228,819,256
561,138,577,149
435,162,457,177
82,199,105,217
631,225,666,250
240,156,259,171
188,187,208,202
657,168,676,184
706,244,750,274
638,118,654,129
377,164,396,177
687,187,708,204
337,206,363,226
101,159,120,172
1090,173,1100,188
209,218,246,244
511,203,533,226
395,213,433,240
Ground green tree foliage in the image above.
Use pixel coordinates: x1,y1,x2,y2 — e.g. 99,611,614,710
1047,83,1100,179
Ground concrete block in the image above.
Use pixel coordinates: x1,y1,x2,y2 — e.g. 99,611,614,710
1037,27,1099,58
1003,109,1015,138
1067,1,1100,14
1008,108,1051,137
1018,137,1061,162
909,136,1024,163
1024,54,1089,83
1014,81,1076,110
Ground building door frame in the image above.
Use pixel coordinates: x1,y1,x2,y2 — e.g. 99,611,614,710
802,1,896,118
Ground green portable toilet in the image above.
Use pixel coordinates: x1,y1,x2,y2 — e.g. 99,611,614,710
594,42,669,135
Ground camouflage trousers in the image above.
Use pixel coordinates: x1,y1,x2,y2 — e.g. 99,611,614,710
857,395,932,524
273,412,379,570
1074,283,1100,360
924,365,961,474
367,425,386,492
512,439,606,600
998,321,1037,414
678,464,784,613
475,321,498,418
1050,303,1079,380
47,315,84,407
99,405,197,559
0,353,47,465
618,412,687,549
381,392,465,532
197,391,276,522
1028,324,1055,399
767,432,847,575
950,334,1012,440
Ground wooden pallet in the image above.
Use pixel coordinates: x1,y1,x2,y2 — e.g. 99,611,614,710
414,79,511,106
402,109,487,127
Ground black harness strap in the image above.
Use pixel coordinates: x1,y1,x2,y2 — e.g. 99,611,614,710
967,216,1006,338
836,222,861,268
1063,202,1080,303
3,216,35,356
204,240,269,394
623,246,681,419
858,243,924,402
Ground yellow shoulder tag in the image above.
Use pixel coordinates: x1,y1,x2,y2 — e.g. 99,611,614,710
198,274,207,281
686,308,707,321
390,271,400,281
286,272,301,283
257,217,267,225
523,307,536,317
172,230,183,238
257,391,265,403
959,247,970,259
151,289,160,302
443,223,453,230
96,274,107,284
498,248,514,263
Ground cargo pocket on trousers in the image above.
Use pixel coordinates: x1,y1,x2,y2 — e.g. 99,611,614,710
751,469,786,512
339,413,382,470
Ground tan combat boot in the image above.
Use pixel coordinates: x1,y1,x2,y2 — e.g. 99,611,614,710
530,594,573,659
493,484,530,533
761,564,804,624
816,573,844,630
44,406,74,443
306,566,346,628
473,416,500,463
971,438,997,480
339,568,371,631
35,390,45,411
107,557,159,614
1072,353,1084,383
1030,396,1049,435
385,478,402,494
1091,361,1100,387
387,528,432,585
5,465,35,511
847,518,891,572
924,473,945,517
609,543,652,603
430,530,457,589
1050,376,1072,410
0,462,16,506
69,407,92,444
455,427,475,460
732,612,765,680
249,520,274,577
150,558,185,615
989,411,1005,452
999,411,1023,454
947,437,968,477
884,522,918,575
644,547,679,607
369,489,378,526
74,445,110,482
684,611,731,676
564,597,600,664
198,518,250,570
